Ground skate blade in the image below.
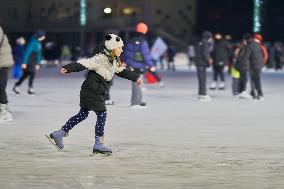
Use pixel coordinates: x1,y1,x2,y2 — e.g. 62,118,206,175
91,150,112,157
45,134,62,151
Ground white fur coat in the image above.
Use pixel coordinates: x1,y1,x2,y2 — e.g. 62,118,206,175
77,53,125,81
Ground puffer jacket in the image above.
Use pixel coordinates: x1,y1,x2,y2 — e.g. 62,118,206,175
194,31,212,67
0,26,13,68
63,49,140,112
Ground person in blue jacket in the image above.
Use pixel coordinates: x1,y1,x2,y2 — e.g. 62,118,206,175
12,37,26,79
122,23,156,108
13,31,46,95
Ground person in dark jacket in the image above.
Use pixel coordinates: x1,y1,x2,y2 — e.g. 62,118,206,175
122,22,156,108
47,34,142,155
210,33,230,90
12,37,26,79
13,30,46,95
247,36,265,100
250,34,268,99
235,34,252,99
194,31,213,101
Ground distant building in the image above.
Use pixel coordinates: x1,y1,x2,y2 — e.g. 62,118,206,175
0,0,196,47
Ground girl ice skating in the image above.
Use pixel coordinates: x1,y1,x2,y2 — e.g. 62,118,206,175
47,34,142,155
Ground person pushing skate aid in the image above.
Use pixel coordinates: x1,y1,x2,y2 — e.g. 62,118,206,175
46,34,142,155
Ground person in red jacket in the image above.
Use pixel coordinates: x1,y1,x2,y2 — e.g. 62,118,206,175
254,34,268,64
250,34,268,99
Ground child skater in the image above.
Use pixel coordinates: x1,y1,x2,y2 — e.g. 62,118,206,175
46,34,142,155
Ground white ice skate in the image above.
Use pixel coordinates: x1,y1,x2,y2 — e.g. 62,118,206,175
198,95,211,102
0,104,13,123
238,91,252,99
218,82,225,90
28,88,36,95
209,82,217,90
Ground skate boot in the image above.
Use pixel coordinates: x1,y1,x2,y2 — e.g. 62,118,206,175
198,95,211,102
28,87,36,95
209,82,217,90
0,104,13,123
238,91,252,99
92,136,112,155
256,95,264,102
158,81,164,88
46,129,68,150
13,85,20,95
218,82,225,90
250,90,257,99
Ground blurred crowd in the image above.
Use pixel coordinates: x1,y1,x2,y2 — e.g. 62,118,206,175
1,21,283,122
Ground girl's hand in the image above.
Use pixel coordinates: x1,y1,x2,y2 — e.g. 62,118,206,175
61,68,67,75
136,77,143,85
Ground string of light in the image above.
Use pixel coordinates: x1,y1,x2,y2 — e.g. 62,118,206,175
253,0,263,33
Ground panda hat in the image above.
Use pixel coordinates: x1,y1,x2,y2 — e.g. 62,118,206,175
105,33,124,51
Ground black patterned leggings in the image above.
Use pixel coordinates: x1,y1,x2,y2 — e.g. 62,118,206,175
61,108,107,136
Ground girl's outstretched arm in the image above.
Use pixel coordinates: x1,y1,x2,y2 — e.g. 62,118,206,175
62,62,87,73
115,68,140,82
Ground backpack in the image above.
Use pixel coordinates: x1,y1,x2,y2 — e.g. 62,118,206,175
131,37,144,62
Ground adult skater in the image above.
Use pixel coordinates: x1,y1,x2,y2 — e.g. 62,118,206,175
122,22,156,108
250,34,268,100
210,33,230,90
247,34,265,100
47,34,142,155
195,31,213,102
236,34,251,99
0,25,14,122
13,30,46,95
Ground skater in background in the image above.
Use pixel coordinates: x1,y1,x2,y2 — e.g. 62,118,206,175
0,26,14,122
246,33,265,100
13,30,46,95
167,45,176,71
250,34,268,99
122,22,156,108
60,45,72,65
210,33,230,90
12,37,26,79
194,31,213,101
187,45,195,67
235,34,251,99
231,43,241,96
47,34,142,155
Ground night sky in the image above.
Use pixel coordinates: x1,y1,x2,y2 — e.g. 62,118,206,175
196,0,284,42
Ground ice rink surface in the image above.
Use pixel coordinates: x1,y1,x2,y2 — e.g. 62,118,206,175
0,67,284,189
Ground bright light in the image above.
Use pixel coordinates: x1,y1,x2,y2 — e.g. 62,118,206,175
253,0,262,33
104,7,112,14
80,0,86,26
123,7,135,15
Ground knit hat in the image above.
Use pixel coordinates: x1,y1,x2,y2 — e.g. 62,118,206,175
253,34,263,42
34,30,46,39
136,23,148,34
104,33,124,51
